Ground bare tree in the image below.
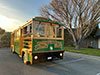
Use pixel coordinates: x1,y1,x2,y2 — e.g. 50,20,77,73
40,0,100,49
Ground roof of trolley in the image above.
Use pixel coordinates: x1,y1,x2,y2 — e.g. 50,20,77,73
11,16,64,33
32,17,64,26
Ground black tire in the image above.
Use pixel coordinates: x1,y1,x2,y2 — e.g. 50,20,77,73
22,52,24,61
22,52,30,65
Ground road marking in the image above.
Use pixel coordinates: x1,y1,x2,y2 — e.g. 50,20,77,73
96,73,100,75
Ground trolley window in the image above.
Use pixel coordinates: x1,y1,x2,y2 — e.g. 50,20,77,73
34,22,45,37
33,21,63,39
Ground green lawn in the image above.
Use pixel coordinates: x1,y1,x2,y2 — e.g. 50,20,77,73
65,46,100,56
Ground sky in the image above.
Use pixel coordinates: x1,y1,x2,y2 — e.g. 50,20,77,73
0,0,50,32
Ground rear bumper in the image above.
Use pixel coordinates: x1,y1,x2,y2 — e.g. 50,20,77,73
32,50,64,63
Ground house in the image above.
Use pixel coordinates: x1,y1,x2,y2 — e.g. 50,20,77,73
64,26,100,49
94,29,100,49
80,28,100,49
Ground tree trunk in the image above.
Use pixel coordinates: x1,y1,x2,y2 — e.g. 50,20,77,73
74,42,81,50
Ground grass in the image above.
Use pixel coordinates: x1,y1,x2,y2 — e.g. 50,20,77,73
65,46,100,56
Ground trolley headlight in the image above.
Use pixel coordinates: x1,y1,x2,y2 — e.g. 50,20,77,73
34,56,38,60
60,53,63,56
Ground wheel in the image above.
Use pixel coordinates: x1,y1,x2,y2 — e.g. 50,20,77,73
22,52,24,61
22,52,30,65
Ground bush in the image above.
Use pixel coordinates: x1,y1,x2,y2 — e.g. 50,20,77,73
1,32,11,47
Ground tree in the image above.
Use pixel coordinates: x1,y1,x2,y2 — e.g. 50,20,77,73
0,27,5,47
0,27,5,35
40,0,100,49
1,32,11,47
64,29,73,47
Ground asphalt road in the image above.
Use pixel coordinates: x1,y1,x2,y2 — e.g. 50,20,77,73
0,48,100,75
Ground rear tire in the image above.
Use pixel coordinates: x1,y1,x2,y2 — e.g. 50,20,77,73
22,52,24,61
22,52,30,65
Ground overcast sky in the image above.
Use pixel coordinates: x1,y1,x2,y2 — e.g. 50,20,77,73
0,0,50,32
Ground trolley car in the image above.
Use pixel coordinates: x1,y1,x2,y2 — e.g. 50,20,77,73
11,17,64,64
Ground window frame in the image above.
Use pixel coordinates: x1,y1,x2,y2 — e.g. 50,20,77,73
33,21,64,40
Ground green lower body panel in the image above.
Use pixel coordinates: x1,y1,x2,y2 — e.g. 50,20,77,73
32,39,64,53
30,39,64,63
14,39,20,54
